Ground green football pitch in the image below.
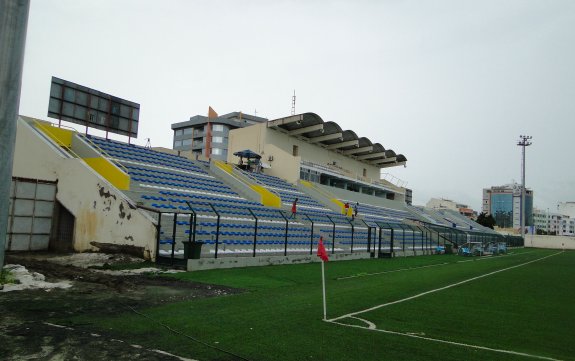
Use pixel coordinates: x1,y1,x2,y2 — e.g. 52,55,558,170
83,248,575,361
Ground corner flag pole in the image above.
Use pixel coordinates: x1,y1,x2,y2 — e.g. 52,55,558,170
317,236,329,320
321,260,327,320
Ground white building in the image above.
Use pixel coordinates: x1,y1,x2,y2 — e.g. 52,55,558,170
426,198,475,219
533,207,575,236
557,202,575,218
533,208,562,234
560,218,575,236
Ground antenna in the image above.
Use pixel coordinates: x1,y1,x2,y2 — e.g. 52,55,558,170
291,90,296,115
145,138,151,149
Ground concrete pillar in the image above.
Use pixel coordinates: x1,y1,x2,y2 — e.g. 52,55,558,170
0,0,30,268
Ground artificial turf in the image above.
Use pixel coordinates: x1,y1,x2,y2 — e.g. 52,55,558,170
70,248,574,361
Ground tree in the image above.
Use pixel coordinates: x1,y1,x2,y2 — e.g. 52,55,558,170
476,212,496,229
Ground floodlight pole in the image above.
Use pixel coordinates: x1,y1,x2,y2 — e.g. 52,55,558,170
0,0,30,269
517,135,532,241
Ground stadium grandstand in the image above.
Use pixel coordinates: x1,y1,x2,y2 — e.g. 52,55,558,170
8,113,521,270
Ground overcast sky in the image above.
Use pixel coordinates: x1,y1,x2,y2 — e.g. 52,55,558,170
18,0,575,212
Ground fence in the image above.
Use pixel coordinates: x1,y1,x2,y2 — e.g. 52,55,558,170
140,205,524,267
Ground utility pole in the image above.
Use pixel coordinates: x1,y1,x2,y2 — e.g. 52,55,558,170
0,0,31,269
517,135,532,241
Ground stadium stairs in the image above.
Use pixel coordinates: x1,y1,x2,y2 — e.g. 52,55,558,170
14,117,157,259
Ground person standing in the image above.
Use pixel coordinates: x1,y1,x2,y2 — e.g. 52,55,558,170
290,198,298,219
353,202,359,220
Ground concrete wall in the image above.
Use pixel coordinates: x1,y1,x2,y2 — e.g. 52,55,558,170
12,117,157,259
188,252,371,271
525,235,575,250
226,122,265,161
261,143,301,184
228,123,383,184
13,119,60,181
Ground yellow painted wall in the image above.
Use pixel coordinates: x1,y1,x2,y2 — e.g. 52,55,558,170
214,160,233,174
35,122,74,148
250,185,281,208
83,157,130,190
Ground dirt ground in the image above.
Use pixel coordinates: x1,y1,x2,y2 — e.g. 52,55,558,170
0,252,242,361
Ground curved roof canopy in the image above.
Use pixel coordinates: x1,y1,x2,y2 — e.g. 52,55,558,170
267,113,407,168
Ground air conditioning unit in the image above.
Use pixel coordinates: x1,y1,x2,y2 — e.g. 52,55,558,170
268,156,274,161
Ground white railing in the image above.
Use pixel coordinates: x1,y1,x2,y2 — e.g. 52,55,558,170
300,160,407,191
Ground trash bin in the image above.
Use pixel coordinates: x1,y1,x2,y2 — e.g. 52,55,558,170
445,244,453,254
183,241,204,259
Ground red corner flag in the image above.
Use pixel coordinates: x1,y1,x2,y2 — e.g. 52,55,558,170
317,237,329,262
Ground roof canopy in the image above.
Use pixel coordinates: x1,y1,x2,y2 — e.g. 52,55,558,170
267,113,407,168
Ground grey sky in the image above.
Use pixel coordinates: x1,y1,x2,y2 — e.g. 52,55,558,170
18,0,575,212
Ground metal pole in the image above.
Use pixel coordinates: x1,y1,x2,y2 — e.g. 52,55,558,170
208,204,220,258
326,215,336,254
347,219,355,254
377,226,382,255
0,0,30,269
171,213,178,265
248,208,258,257
155,212,162,262
517,135,532,241
277,210,289,256
304,214,314,255
361,219,371,253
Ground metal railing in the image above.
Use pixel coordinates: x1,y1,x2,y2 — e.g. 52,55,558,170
77,133,130,175
300,160,405,192
140,202,519,267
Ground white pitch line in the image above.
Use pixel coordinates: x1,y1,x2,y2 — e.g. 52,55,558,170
337,262,449,280
348,316,376,330
328,251,562,323
338,251,534,280
328,320,563,361
456,250,534,263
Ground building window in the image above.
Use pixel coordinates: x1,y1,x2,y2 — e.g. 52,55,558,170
175,129,183,136
182,139,192,146
213,124,224,132
292,145,299,156
212,136,223,143
174,140,182,147
183,128,193,135
212,148,222,155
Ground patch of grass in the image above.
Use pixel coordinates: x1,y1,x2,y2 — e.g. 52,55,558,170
63,249,574,361
0,269,19,285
